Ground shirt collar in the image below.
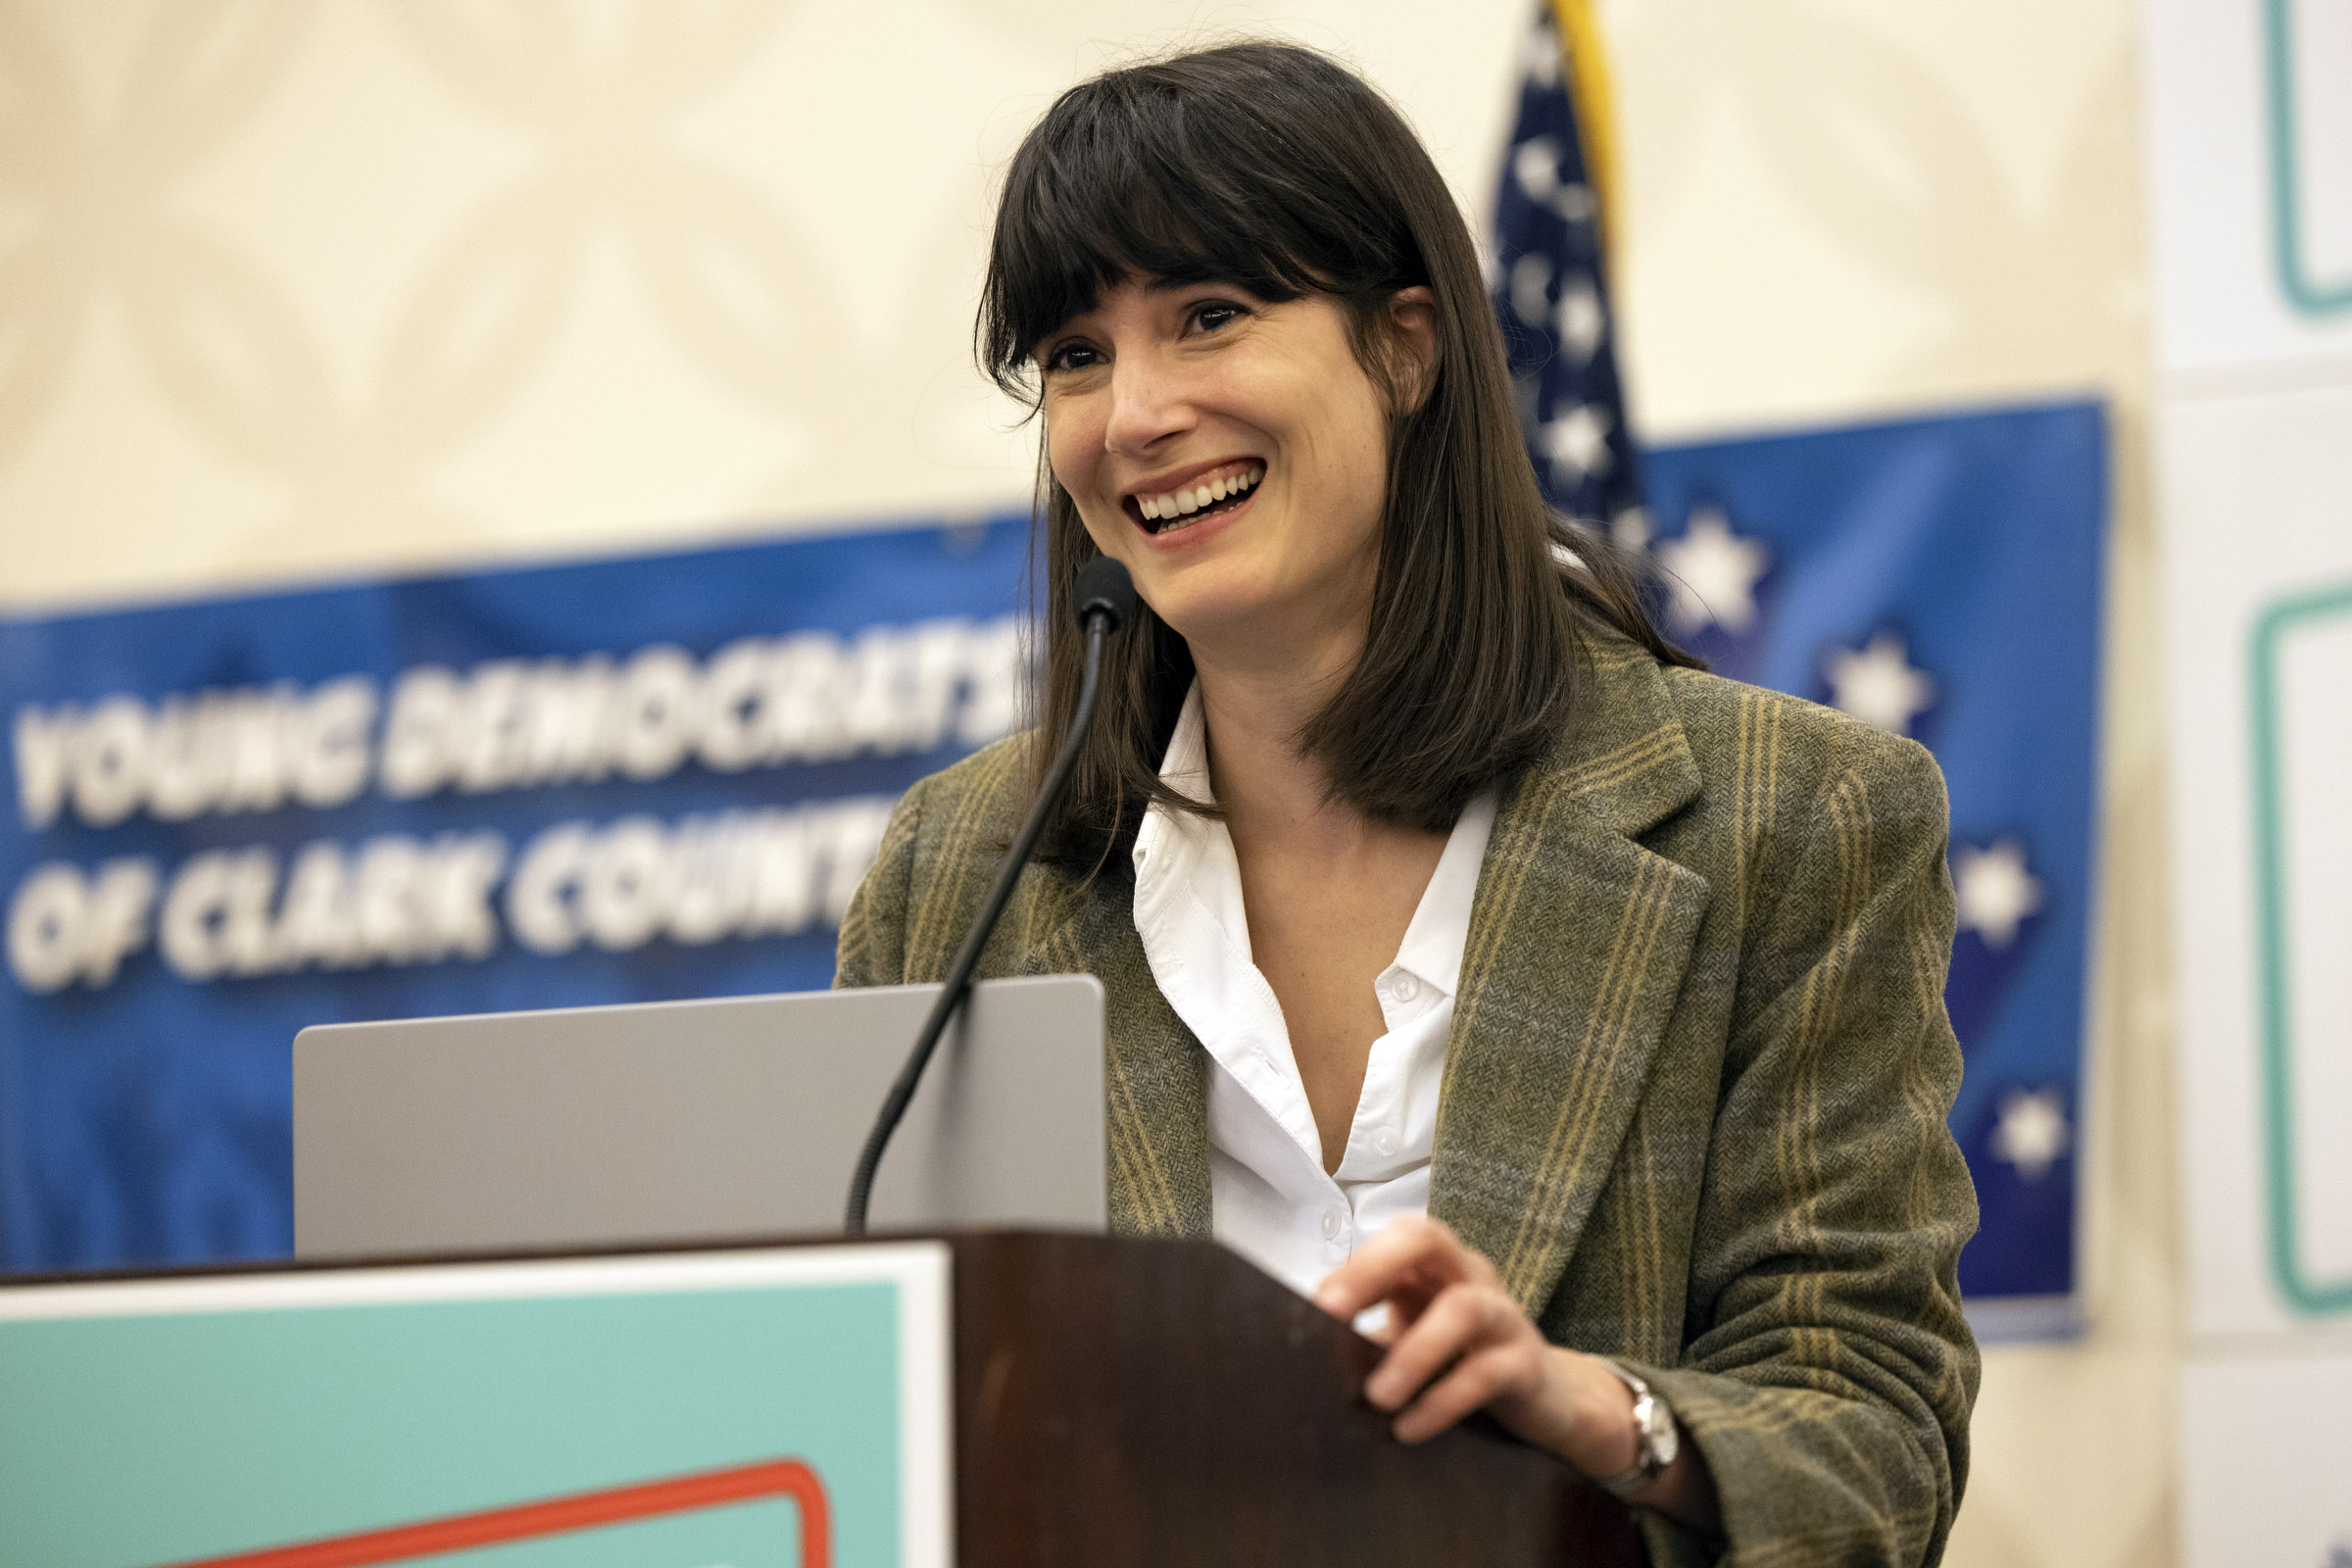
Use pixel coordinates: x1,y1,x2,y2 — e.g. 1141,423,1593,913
1389,790,1495,1001
1153,682,1215,807
1132,684,1244,947
1132,681,1496,996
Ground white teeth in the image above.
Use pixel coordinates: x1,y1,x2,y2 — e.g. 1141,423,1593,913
1136,466,1265,529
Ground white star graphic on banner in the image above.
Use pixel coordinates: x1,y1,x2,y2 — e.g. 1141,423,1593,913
1955,840,2043,949
1990,1088,2071,1180
1542,403,1611,481
1655,507,1769,634
1826,632,1935,735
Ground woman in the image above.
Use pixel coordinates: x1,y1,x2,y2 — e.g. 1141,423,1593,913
837,40,1977,1567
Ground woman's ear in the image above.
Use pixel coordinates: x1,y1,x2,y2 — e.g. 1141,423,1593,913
1384,286,1441,414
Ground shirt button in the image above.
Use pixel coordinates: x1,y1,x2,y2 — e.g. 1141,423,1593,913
1320,1208,1343,1241
1374,1131,1396,1156
1389,973,1420,1003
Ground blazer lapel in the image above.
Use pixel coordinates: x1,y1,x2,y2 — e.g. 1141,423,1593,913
1431,638,1711,1313
1009,864,1215,1239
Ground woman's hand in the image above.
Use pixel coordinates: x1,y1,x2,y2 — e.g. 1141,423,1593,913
1313,1214,1721,1535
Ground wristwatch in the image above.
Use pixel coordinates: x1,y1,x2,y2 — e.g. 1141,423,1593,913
1591,1359,1679,1499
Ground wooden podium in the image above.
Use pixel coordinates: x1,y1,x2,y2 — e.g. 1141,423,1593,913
941,1231,1643,1565
0,1230,1644,1567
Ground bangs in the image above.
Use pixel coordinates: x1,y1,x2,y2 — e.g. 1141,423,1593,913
979,44,1428,399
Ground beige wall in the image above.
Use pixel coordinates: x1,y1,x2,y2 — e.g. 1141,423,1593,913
0,2,2172,1561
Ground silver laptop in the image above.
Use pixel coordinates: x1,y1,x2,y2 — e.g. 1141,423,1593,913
292,976,1105,1260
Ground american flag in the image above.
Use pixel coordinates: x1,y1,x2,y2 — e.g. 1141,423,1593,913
1489,0,1644,544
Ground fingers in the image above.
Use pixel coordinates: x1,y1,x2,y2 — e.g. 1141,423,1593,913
1391,1337,1550,1444
1363,1279,1525,1412
1311,1217,1559,1449
1313,1212,1498,1321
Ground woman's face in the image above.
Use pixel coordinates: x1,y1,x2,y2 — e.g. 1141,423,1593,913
1038,279,1425,667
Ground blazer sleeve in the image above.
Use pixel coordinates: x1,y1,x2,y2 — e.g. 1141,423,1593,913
1635,730,1980,1568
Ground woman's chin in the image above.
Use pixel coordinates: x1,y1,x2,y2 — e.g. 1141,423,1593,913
1153,585,1355,668
1145,582,1276,648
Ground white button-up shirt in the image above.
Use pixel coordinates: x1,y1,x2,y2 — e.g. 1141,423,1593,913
1131,686,1496,1299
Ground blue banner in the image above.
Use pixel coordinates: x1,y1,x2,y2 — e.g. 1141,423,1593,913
1,519,1028,1272
4,402,2102,1311
1642,400,2106,1308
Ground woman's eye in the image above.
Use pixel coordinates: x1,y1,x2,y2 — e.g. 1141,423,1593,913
1192,302,1244,333
1044,341,1103,373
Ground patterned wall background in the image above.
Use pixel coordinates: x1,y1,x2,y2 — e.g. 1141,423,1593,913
0,2,2166,1564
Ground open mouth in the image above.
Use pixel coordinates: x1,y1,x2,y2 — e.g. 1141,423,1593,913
1127,464,1264,535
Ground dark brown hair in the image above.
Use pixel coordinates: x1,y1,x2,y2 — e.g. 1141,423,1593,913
979,41,1691,869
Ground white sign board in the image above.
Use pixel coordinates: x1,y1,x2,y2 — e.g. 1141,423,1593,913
2144,0,2352,371
2160,384,2352,1340
2146,0,2352,1558
2181,1347,2352,1566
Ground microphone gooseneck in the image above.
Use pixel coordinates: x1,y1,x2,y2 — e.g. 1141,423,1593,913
843,557,1136,1235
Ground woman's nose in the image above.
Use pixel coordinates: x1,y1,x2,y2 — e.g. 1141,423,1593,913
1102,355,1194,455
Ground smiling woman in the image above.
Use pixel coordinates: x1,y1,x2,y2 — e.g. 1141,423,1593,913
840,39,1979,1568
976,44,1684,859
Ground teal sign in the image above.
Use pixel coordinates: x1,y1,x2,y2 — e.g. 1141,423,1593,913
0,1244,953,1568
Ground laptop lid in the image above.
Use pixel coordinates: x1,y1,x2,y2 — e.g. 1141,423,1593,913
292,975,1105,1259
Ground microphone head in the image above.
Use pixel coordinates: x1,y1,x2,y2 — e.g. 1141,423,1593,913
1073,557,1138,633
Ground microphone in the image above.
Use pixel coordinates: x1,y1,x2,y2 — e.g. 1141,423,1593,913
843,556,1138,1234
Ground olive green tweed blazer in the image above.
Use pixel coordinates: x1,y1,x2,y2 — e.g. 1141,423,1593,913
834,633,1980,1568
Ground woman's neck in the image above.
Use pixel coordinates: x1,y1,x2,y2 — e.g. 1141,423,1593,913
1191,643,1371,861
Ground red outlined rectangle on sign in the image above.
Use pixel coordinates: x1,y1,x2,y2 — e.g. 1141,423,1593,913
151,1457,830,1568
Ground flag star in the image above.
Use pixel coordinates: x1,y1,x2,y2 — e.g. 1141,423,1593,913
1990,1088,2071,1181
1655,507,1769,634
1510,369,1541,429
1509,253,1552,327
1955,840,2043,949
1514,136,1565,204
1609,507,1652,557
1541,403,1612,480
1555,273,1604,362
1548,181,1597,224
1512,136,1597,225
1522,19,1563,86
1826,632,1935,735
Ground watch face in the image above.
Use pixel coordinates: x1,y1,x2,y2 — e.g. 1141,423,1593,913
1642,1398,1680,1469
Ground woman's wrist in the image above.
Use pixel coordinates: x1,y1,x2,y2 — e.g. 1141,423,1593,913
1539,1349,1723,1535
1527,1347,1642,1481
